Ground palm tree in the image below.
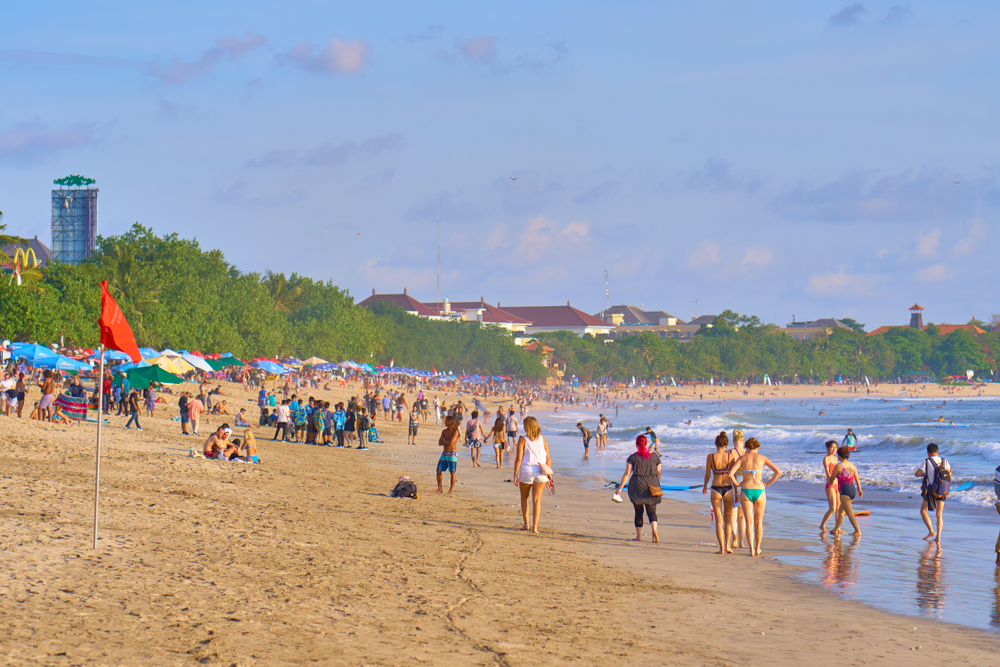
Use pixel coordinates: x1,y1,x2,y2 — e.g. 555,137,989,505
263,271,303,313
0,223,26,264
106,240,158,334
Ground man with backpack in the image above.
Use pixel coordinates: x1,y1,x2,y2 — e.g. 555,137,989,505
915,442,951,545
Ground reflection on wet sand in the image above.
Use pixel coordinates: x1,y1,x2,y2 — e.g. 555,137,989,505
991,567,1000,629
821,532,859,592
916,543,945,617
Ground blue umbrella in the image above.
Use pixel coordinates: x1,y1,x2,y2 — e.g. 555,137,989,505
10,343,58,363
89,349,132,362
34,354,92,372
112,360,151,373
138,347,160,359
253,360,289,375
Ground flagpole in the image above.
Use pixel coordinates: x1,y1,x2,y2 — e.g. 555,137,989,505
93,345,105,550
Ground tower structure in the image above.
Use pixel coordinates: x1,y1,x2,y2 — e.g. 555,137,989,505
51,175,98,264
908,303,925,329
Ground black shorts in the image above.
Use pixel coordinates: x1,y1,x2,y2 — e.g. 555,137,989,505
323,427,332,437
408,425,418,436
506,431,516,439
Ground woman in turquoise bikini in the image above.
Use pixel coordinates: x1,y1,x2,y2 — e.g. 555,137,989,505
727,437,782,557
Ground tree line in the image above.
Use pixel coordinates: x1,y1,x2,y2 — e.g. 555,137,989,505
0,223,545,377
538,310,1000,383
2,225,994,382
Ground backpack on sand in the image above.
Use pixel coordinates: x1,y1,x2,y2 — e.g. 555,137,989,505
928,458,952,500
391,480,418,499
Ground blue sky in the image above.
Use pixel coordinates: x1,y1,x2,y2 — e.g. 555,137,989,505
2,1,999,330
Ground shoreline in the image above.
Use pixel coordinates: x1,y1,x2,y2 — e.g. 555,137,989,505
0,379,998,664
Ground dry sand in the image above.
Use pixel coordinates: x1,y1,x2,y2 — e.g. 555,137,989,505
0,379,998,666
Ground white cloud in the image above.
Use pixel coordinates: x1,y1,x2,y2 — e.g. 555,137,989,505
460,36,496,63
951,218,988,257
146,31,267,85
276,38,371,75
806,268,884,297
917,264,947,282
486,223,510,250
916,227,941,257
686,241,720,268
739,246,773,271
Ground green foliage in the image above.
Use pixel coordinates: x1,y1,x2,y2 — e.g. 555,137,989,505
369,302,546,377
840,317,866,334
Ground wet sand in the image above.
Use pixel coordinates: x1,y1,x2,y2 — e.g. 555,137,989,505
0,379,998,665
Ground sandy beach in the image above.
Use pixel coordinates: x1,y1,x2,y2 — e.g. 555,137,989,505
1,379,999,666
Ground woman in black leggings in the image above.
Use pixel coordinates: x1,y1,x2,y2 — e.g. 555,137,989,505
615,434,663,542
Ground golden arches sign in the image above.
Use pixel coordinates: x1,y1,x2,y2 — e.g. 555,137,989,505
12,247,38,270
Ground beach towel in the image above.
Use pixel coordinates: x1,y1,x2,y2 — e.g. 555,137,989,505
55,392,88,421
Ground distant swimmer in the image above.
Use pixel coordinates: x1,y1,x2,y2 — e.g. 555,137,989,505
818,410,827,416
842,428,858,452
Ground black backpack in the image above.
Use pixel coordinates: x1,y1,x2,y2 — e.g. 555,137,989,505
391,480,418,498
928,457,952,500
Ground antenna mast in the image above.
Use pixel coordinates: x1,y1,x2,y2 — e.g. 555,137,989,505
604,269,609,313
436,209,441,315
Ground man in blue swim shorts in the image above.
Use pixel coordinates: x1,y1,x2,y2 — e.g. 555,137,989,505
435,416,460,494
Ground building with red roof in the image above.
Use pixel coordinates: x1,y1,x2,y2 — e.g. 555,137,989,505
867,304,985,337
502,303,612,337
357,289,441,319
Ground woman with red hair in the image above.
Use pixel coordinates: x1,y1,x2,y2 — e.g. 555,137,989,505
615,434,662,542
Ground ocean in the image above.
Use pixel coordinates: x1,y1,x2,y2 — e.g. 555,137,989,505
537,394,1000,632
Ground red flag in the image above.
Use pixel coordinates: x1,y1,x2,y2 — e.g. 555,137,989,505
98,280,141,362
432,364,437,375
390,356,394,367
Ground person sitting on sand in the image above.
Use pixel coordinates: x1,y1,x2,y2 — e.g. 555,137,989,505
213,400,231,416
243,430,260,463
703,431,736,554
51,404,73,425
435,416,460,494
727,437,782,557
828,446,863,536
29,402,40,420
203,425,231,459
224,437,242,460
235,408,254,428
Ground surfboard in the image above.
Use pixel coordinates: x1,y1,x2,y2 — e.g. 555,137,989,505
615,483,701,491
854,509,871,517
951,481,974,492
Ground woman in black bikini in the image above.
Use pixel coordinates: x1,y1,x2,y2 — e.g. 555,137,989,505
702,431,736,554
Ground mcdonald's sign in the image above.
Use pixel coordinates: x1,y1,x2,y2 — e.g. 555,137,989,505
12,247,38,270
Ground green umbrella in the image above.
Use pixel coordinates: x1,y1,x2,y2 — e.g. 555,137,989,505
124,365,184,389
207,356,248,370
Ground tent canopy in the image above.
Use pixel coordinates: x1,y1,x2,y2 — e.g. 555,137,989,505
117,365,184,389
303,356,330,366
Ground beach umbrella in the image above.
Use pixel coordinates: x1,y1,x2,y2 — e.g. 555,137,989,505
303,356,330,366
180,353,213,372
149,355,193,375
188,350,206,358
253,360,288,375
113,359,150,373
89,349,131,362
204,353,222,359
125,365,184,389
34,354,92,372
207,356,247,369
9,343,58,363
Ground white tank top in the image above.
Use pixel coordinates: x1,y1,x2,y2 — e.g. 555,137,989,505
522,435,546,467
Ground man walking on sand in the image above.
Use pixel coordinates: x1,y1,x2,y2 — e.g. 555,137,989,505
435,416,460,494
916,443,950,544
505,408,518,450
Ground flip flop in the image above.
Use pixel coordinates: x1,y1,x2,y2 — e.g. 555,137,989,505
546,479,555,495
